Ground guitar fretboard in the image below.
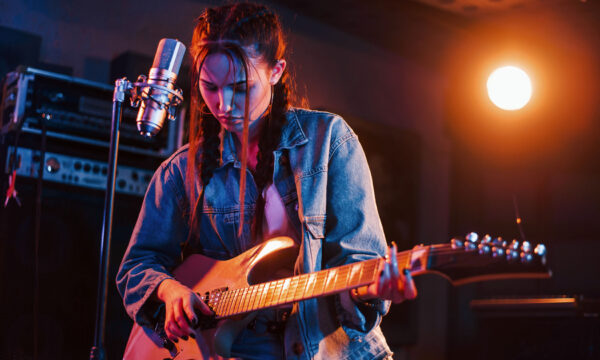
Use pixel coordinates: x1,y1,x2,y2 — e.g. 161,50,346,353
207,258,383,318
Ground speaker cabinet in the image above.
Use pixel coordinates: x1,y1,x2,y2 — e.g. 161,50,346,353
0,178,141,359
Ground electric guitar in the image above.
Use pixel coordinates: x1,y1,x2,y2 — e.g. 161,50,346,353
123,233,550,359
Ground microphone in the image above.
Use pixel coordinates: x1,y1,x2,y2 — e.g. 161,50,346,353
136,38,186,137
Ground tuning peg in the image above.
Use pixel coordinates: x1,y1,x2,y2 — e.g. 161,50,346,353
506,249,519,261
520,252,534,263
534,244,547,257
521,241,532,253
481,234,492,244
492,237,506,247
478,243,491,255
492,246,505,258
465,241,478,251
451,238,464,249
466,232,479,243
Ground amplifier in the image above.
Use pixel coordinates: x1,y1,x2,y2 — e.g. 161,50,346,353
0,66,184,157
5,146,154,197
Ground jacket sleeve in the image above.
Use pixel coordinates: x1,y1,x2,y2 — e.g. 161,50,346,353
323,122,391,333
115,160,190,327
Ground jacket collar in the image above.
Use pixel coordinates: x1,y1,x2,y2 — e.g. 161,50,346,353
220,108,308,167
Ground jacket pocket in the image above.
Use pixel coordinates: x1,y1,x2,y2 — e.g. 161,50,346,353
303,215,326,239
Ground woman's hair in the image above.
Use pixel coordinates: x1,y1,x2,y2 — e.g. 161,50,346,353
186,3,302,244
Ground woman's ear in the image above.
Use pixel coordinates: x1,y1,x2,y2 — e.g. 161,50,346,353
270,59,287,85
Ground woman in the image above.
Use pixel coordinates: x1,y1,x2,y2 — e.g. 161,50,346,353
117,3,416,359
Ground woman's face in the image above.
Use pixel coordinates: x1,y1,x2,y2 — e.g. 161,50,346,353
199,50,285,140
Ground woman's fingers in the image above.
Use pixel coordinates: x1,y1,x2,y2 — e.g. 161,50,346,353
170,298,191,339
402,269,418,300
164,303,182,342
376,243,418,303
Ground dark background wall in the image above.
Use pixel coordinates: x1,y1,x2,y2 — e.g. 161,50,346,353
1,0,599,359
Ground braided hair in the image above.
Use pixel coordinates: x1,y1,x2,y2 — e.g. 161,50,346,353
187,3,302,244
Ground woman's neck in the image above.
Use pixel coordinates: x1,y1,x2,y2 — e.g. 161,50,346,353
233,132,260,171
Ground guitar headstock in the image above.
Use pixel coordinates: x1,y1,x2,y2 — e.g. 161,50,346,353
426,232,551,285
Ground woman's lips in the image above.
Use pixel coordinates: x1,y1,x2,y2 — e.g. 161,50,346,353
219,116,244,124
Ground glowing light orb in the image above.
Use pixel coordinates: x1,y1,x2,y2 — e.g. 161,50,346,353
487,66,532,110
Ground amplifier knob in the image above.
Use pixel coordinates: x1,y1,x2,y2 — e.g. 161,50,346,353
46,157,61,173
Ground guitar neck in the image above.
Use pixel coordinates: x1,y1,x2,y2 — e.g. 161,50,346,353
206,251,415,319
201,237,550,319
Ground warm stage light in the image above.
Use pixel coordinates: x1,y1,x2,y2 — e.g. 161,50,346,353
487,66,532,110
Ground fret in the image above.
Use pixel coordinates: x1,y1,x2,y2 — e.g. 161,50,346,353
279,278,291,305
269,280,281,306
258,282,270,309
245,286,255,312
253,284,261,310
252,283,264,311
348,262,362,288
268,280,283,307
334,266,350,289
305,272,318,298
235,288,244,314
324,268,338,294
285,277,298,303
221,290,233,316
224,289,234,316
260,282,269,309
240,287,251,313
262,282,273,308
214,291,225,316
246,285,257,312
273,279,284,306
313,271,327,296
364,259,380,282
272,280,283,306
295,274,308,300
232,288,242,315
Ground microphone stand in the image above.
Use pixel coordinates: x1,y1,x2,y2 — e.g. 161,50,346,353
89,78,131,360
89,76,183,359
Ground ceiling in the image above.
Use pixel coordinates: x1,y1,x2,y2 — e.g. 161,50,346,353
269,0,599,68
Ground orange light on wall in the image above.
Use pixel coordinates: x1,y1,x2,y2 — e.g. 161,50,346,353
487,66,532,110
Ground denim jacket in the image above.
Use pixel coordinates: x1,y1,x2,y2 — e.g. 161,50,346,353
116,108,392,359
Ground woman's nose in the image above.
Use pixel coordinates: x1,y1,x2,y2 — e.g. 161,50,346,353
218,90,233,113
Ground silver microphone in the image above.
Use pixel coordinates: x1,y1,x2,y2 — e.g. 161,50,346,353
136,38,186,137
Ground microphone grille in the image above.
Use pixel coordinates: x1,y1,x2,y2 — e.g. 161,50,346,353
152,38,187,74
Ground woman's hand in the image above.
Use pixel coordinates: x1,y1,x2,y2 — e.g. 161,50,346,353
156,279,213,342
351,242,417,304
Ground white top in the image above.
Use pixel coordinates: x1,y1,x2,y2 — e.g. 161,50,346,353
261,183,299,242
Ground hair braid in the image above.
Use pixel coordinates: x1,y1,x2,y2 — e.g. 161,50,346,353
199,112,221,186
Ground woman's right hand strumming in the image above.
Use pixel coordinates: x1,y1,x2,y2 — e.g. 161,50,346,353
156,278,214,342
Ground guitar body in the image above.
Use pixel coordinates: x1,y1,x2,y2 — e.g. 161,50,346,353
123,237,298,360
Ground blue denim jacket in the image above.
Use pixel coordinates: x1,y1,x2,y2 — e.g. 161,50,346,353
116,108,392,359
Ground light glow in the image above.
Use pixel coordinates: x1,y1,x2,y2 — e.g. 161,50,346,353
487,66,532,110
